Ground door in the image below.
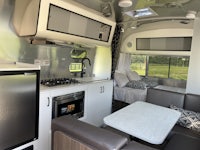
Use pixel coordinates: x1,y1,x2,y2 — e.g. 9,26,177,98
85,80,113,126
38,91,52,150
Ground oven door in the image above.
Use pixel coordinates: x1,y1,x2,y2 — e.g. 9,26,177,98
52,92,84,119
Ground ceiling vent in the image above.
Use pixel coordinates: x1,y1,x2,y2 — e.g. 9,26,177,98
12,0,116,46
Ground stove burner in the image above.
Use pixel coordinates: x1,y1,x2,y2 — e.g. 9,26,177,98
41,78,79,87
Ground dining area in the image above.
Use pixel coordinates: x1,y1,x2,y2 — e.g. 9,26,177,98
103,88,200,150
51,87,200,150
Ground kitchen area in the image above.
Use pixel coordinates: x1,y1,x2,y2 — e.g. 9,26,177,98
39,77,113,150
0,0,115,150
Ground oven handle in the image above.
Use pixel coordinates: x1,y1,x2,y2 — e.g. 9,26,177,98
54,97,83,105
47,97,50,107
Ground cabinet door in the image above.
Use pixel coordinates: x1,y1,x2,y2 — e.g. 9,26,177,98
86,80,113,126
48,4,70,33
47,5,111,42
38,92,52,150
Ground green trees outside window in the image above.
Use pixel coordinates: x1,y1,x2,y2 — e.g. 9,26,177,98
130,55,146,76
130,55,189,80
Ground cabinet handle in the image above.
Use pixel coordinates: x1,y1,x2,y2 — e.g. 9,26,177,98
47,97,50,107
100,86,102,93
100,86,104,93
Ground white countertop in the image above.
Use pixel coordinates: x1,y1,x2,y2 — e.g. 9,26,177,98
0,62,40,71
40,78,111,92
104,101,181,145
73,77,108,83
40,83,82,91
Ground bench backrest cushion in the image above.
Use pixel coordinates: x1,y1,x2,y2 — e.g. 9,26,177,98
146,88,185,108
184,94,200,113
52,116,128,150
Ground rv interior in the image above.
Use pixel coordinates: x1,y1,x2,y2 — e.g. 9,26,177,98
0,0,200,150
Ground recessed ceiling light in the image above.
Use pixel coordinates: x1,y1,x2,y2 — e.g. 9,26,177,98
118,0,133,8
131,26,137,29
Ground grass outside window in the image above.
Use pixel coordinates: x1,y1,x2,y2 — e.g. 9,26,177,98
130,55,189,80
130,55,146,76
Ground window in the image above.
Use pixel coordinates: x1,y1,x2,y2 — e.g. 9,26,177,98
130,55,146,76
148,56,169,78
169,57,189,80
130,55,189,80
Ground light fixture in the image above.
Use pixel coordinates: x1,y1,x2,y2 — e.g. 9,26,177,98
130,26,137,29
118,0,133,8
186,11,196,19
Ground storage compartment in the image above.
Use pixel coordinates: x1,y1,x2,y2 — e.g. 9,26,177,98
12,0,116,46
121,20,193,56
136,37,192,51
48,5,111,42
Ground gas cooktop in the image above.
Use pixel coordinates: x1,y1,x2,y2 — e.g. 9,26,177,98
40,78,79,87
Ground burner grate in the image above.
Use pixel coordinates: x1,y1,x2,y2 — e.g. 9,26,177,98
40,78,79,87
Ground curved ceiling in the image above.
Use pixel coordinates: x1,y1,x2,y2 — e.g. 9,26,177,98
74,0,200,27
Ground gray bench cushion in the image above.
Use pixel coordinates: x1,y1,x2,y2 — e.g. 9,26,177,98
52,116,128,150
164,134,200,150
146,88,185,108
170,125,200,139
184,94,200,112
122,141,158,150
102,126,131,140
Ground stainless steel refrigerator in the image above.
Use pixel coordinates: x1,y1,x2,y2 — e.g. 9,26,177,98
0,62,40,150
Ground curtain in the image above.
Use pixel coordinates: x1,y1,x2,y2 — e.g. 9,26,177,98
111,25,123,79
116,53,131,72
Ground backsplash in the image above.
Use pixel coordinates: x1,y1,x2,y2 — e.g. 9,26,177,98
0,0,96,79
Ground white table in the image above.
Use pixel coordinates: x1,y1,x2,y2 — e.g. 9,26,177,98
104,101,181,144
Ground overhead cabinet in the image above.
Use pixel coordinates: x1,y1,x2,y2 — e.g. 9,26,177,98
12,0,116,46
48,5,111,42
136,37,192,51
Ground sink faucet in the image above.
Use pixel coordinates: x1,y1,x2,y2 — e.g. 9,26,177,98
81,58,91,77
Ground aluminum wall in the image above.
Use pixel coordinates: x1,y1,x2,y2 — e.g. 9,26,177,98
0,0,96,79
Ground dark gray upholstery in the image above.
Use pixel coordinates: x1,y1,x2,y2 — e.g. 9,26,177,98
164,134,200,150
102,126,131,140
146,88,200,150
184,94,200,112
51,89,200,150
121,141,158,150
52,116,128,150
146,88,185,108
170,125,200,139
